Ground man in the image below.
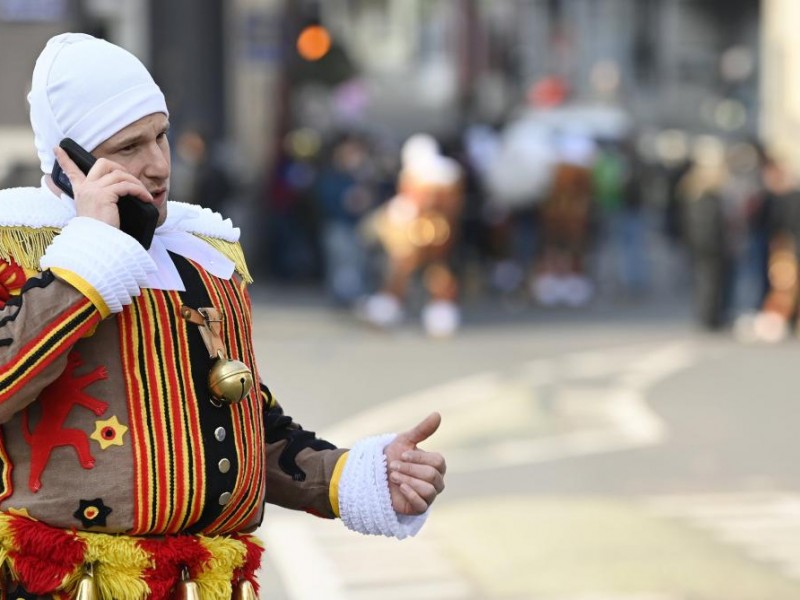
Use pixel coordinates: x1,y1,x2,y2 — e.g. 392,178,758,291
0,33,445,599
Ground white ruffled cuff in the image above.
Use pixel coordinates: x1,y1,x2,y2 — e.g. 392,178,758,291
40,217,157,314
338,433,430,539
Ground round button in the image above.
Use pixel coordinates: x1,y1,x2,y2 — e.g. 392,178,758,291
214,427,226,442
219,492,232,505
218,458,231,474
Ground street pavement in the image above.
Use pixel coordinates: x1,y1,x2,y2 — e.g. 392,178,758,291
248,284,800,599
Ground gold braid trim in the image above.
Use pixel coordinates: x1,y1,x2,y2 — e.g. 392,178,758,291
194,235,254,284
0,227,60,271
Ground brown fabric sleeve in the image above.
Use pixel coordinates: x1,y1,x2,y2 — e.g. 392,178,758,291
0,268,102,422
264,442,347,518
260,385,348,518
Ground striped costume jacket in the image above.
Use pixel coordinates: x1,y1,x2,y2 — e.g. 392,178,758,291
0,186,347,537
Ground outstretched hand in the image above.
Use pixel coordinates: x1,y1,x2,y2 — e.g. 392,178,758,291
383,412,446,515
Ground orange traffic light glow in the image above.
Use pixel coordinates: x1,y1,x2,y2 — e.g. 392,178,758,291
297,25,331,61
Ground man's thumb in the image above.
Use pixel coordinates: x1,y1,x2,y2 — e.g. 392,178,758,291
402,412,441,445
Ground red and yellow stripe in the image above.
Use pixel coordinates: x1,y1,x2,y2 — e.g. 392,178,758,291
0,511,263,600
120,290,205,535
0,297,100,402
195,268,265,534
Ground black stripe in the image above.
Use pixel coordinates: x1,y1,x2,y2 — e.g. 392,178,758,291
163,291,197,532
0,302,95,395
211,277,263,532
131,296,160,531
146,290,178,526
169,253,238,533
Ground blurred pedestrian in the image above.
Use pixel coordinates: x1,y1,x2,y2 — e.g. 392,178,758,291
721,142,763,309
172,128,234,214
592,138,650,298
481,119,553,298
360,134,464,337
746,158,800,341
314,132,376,305
679,137,736,330
531,133,596,307
262,130,321,281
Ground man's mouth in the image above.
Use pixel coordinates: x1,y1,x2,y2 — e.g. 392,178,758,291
150,188,167,204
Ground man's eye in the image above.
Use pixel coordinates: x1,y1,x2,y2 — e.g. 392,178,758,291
119,144,136,153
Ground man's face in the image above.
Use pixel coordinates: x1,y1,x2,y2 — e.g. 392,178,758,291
92,112,171,226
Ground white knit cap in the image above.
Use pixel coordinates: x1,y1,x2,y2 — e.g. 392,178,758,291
28,32,169,173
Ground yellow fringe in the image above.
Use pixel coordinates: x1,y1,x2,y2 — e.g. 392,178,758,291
195,235,254,284
195,536,249,599
0,512,261,600
0,227,59,272
75,531,151,600
0,227,253,283
0,227,254,285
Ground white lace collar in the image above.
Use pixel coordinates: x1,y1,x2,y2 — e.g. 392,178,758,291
0,182,241,290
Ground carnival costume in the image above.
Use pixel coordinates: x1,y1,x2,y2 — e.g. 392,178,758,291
0,33,427,600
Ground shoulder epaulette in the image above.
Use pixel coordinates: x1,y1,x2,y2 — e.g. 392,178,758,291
0,226,60,271
192,234,253,284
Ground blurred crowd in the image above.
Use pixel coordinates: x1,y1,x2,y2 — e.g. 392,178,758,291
677,137,800,343
8,101,794,342
200,105,800,341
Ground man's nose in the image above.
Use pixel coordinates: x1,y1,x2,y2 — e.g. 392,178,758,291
143,143,170,180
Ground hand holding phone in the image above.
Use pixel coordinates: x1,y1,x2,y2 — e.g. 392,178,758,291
52,138,159,249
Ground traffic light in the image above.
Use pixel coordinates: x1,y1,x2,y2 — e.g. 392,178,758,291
296,23,331,62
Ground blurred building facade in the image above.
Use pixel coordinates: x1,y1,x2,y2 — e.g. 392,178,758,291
317,0,760,138
3,0,800,188
761,0,800,170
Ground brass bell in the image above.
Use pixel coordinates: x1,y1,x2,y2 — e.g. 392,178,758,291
75,565,97,600
175,567,202,600
232,579,258,600
209,351,253,405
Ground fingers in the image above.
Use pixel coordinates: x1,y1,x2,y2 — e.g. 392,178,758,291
389,459,445,493
399,412,442,446
97,171,153,202
400,449,447,475
95,170,146,190
85,157,128,180
106,182,154,203
56,149,144,192
54,147,86,186
54,146,154,220
89,160,154,203
392,477,434,514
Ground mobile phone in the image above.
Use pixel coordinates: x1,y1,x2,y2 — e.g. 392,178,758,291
52,138,159,249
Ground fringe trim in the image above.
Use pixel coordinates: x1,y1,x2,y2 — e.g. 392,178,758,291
0,227,59,272
0,227,254,285
0,513,264,600
194,235,254,284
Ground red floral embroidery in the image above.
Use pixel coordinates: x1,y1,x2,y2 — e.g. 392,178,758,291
0,259,26,307
22,351,109,492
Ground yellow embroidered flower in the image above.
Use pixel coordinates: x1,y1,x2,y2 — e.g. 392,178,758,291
91,416,129,450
